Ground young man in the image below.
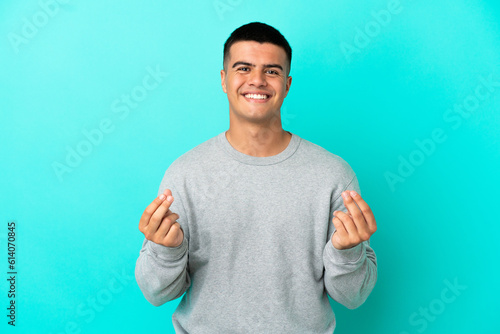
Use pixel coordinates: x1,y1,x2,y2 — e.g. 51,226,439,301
135,22,378,333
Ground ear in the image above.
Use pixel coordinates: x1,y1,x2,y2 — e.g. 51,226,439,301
284,75,292,97
220,69,227,94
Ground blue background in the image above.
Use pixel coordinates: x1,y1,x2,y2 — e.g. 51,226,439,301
1,0,499,333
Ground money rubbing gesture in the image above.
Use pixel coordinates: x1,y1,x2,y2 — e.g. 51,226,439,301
331,190,377,250
139,188,184,247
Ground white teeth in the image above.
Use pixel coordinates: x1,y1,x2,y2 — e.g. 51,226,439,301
244,94,268,99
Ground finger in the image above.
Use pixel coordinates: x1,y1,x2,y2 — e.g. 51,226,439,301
148,193,175,233
341,191,369,232
332,217,349,240
163,222,183,246
332,212,348,236
334,210,358,236
347,190,377,233
341,191,364,220
156,212,180,239
139,194,166,231
139,189,173,232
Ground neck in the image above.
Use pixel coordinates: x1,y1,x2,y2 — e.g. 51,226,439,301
225,123,291,157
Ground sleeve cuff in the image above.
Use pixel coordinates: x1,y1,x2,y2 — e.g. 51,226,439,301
326,240,366,264
147,237,188,261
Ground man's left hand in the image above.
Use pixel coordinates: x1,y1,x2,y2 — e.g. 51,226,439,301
331,190,377,250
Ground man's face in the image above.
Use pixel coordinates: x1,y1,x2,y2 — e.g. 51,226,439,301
220,41,292,125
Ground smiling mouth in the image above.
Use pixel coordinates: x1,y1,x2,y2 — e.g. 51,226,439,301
243,93,271,102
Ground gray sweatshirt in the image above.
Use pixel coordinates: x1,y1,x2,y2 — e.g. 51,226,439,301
135,130,377,333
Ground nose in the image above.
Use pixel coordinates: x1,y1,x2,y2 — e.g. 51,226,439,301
248,70,267,87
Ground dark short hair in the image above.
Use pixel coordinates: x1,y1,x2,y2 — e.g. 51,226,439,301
223,22,292,76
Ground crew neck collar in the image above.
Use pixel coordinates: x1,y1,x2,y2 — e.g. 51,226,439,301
217,130,301,166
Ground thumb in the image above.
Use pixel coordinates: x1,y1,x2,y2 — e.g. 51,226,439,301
162,188,174,200
334,210,353,219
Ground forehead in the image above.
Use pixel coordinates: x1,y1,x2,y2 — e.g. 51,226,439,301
228,41,287,64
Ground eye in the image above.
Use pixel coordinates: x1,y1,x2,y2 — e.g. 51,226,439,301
266,69,279,75
238,67,250,72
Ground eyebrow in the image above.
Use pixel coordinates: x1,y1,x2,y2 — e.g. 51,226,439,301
232,61,283,72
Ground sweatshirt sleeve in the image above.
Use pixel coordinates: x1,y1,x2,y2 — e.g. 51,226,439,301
322,174,378,310
134,174,191,307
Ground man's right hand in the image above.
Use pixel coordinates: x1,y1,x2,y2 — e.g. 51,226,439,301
139,188,184,248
